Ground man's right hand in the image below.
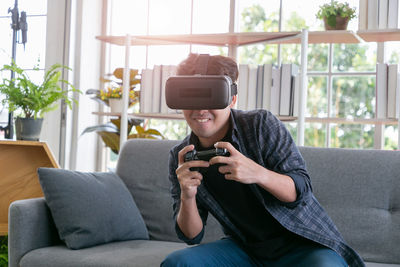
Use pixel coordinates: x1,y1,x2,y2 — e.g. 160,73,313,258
176,145,210,200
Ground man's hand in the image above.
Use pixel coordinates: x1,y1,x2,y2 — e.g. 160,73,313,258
209,142,267,185
176,145,210,200
210,141,297,202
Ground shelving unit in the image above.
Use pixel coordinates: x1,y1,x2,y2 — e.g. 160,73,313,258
96,29,400,149
96,30,309,147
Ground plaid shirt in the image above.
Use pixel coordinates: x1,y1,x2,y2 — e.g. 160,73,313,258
168,109,365,267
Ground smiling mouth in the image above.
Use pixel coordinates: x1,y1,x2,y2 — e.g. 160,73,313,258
195,118,210,123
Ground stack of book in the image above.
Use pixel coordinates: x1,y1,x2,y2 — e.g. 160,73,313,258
359,0,400,30
140,65,177,114
376,63,400,119
237,63,300,116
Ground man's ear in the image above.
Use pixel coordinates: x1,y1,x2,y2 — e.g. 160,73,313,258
229,95,237,108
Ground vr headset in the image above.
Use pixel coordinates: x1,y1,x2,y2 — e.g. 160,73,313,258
165,54,237,110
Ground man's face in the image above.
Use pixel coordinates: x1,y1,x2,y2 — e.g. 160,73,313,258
183,96,237,148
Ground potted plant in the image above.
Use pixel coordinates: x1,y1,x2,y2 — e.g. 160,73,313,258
0,61,80,141
316,1,356,30
86,68,140,113
81,118,164,154
83,68,163,154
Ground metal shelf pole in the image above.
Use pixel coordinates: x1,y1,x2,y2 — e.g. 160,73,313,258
120,34,131,150
297,29,308,146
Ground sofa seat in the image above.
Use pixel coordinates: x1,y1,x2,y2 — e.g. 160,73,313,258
20,240,188,267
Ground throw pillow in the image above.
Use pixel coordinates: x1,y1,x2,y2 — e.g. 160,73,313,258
37,168,149,249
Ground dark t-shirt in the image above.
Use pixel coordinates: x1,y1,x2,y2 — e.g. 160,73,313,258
193,131,311,260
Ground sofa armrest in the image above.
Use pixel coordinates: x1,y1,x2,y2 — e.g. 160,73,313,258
8,197,61,267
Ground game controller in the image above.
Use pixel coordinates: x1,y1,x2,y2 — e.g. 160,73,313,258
184,148,230,173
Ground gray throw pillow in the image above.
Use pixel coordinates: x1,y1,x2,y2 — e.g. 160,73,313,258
37,168,149,249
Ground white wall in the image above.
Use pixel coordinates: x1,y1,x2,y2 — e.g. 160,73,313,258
42,0,103,171
41,0,69,161
67,0,104,171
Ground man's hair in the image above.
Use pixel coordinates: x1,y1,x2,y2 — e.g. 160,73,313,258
177,53,239,83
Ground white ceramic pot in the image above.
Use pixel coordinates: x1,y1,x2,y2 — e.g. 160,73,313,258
109,98,124,113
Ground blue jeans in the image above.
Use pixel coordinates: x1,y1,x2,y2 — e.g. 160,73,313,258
161,238,347,267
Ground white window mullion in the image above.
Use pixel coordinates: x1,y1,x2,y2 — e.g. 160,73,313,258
374,42,386,149
326,43,333,148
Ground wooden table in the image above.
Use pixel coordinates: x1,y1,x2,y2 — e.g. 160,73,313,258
0,140,59,235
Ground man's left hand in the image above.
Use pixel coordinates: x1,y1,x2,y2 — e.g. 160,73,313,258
209,141,267,184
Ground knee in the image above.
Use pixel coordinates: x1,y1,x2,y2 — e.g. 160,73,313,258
306,249,347,267
161,249,194,267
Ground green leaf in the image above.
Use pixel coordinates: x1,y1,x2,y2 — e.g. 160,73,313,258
98,132,120,154
0,61,81,118
144,128,165,138
135,125,145,134
112,68,139,81
327,15,337,27
80,123,118,136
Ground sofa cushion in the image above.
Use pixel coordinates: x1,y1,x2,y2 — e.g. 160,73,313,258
19,240,188,267
299,147,400,264
37,168,149,249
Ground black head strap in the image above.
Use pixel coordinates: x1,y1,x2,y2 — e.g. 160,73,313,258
194,54,237,96
194,54,210,75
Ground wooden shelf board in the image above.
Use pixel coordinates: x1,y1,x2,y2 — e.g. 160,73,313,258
93,112,400,125
96,36,182,46
96,31,367,47
277,116,297,121
276,31,361,44
309,30,361,44
129,112,185,120
0,140,49,146
97,32,300,47
357,29,400,42
305,117,399,125
93,112,185,120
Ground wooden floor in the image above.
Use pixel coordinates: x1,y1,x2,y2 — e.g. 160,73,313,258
0,140,59,235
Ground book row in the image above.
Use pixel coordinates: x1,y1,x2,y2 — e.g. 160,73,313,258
140,65,177,114
376,63,400,119
359,0,400,30
237,64,300,116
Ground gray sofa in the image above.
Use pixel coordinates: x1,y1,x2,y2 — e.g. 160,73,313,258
8,139,400,267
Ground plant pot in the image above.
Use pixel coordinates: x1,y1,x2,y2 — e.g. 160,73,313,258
323,16,350,30
15,117,44,141
109,99,124,113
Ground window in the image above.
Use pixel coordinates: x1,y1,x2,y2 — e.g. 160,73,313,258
0,0,47,138
104,0,398,169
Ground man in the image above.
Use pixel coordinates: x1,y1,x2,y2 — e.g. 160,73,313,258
162,53,364,266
